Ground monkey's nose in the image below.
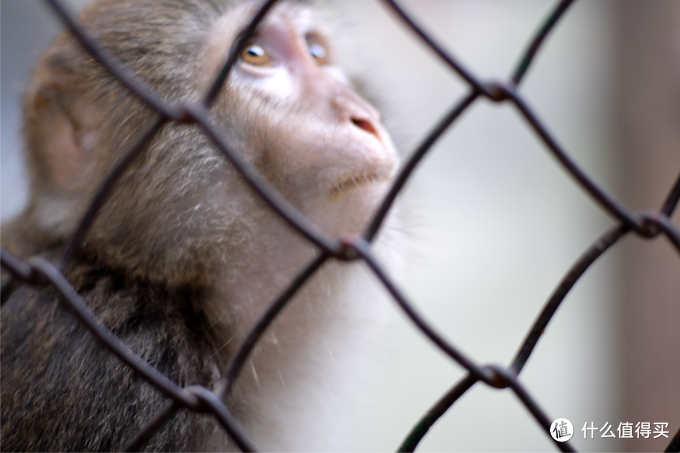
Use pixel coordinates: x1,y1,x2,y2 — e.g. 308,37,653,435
351,117,381,141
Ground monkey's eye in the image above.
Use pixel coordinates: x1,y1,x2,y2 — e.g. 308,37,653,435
241,44,273,66
306,33,330,65
308,43,328,65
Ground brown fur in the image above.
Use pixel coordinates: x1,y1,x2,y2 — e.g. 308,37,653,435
2,252,229,451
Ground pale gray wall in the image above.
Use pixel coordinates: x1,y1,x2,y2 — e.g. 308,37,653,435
344,1,621,451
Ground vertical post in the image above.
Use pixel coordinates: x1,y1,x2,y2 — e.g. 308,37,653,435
613,1,680,451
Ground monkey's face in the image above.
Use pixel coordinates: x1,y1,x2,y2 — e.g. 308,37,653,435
23,1,400,285
209,4,399,237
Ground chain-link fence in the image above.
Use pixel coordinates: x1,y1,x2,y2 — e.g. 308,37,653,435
1,0,679,451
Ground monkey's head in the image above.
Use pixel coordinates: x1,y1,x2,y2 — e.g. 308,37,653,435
21,0,398,287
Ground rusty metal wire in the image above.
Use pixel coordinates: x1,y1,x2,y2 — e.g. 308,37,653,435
1,0,679,451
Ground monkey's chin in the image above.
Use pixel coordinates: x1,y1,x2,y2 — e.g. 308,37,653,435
312,178,392,237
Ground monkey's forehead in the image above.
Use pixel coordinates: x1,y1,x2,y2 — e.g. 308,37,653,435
218,1,326,38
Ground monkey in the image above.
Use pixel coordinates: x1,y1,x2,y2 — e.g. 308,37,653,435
0,0,401,451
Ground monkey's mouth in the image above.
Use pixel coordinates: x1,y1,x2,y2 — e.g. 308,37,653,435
330,171,390,196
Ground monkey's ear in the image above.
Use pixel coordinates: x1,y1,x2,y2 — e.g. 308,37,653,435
26,84,98,194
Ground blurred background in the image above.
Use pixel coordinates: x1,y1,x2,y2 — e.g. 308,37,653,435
2,0,679,451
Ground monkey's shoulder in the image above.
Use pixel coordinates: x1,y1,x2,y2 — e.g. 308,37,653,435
3,259,215,355
1,259,223,452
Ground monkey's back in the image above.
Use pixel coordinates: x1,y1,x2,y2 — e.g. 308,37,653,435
1,256,228,452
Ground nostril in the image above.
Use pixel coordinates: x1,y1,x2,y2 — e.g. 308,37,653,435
351,117,380,140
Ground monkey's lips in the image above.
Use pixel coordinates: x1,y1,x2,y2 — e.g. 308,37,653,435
329,170,392,196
